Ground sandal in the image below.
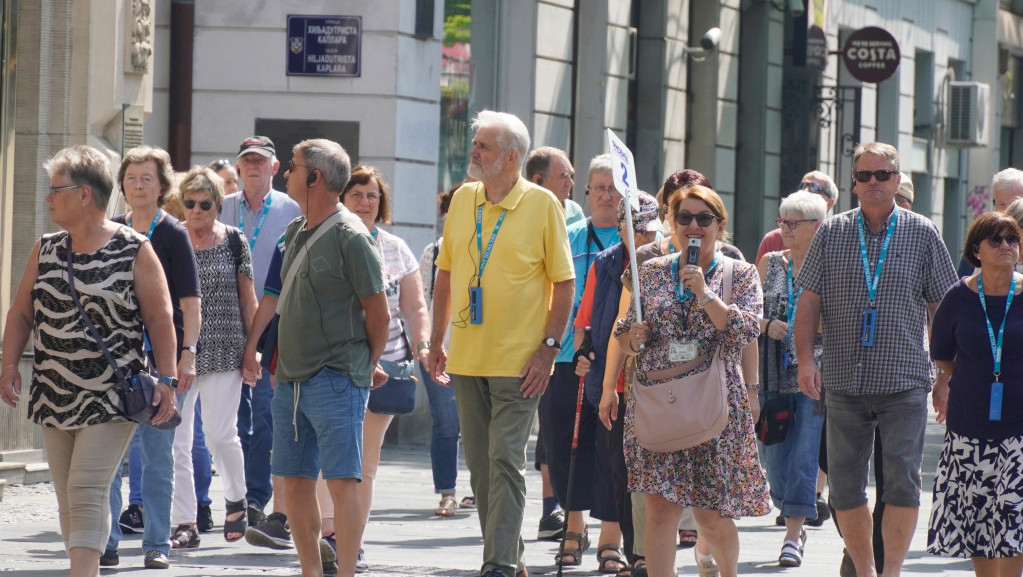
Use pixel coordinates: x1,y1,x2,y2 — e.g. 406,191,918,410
555,529,590,566
435,495,457,517
630,558,648,577
677,529,698,549
778,529,806,567
224,498,247,542
695,547,719,577
597,544,627,574
171,524,200,549
459,495,477,509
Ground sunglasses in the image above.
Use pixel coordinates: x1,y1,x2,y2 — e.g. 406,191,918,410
986,234,1021,249
182,199,215,211
675,212,721,227
852,170,896,183
209,159,233,171
776,218,818,231
288,160,308,173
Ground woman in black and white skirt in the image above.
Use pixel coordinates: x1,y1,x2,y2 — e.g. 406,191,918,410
929,211,1023,577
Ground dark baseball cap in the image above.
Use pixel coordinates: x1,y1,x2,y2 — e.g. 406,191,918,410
237,136,275,159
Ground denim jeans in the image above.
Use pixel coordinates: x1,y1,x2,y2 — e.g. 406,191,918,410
237,368,275,509
760,392,825,520
107,425,174,556
127,401,212,508
419,360,460,493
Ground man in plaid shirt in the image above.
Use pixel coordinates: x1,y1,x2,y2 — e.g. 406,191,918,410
794,142,956,577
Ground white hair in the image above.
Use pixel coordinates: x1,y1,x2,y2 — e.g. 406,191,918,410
471,110,531,167
992,167,1023,196
779,190,827,221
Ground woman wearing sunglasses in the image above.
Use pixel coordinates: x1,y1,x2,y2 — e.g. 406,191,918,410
755,190,827,568
929,212,1023,576
170,166,258,549
614,185,770,577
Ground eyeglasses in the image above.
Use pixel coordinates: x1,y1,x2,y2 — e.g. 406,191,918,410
182,199,215,211
346,191,381,203
852,170,896,183
586,185,618,197
48,184,82,195
209,159,233,171
776,218,819,230
675,212,721,227
288,160,307,173
985,234,1021,248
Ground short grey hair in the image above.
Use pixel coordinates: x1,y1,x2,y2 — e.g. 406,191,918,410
294,138,352,195
801,170,838,200
43,145,115,209
779,190,827,221
179,166,226,213
588,153,613,183
471,110,531,167
992,167,1023,197
853,142,900,173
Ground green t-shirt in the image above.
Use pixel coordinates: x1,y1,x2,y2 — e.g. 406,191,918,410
276,209,386,386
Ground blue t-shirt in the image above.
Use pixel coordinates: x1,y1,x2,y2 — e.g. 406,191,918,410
556,219,620,364
219,189,302,297
931,277,1023,440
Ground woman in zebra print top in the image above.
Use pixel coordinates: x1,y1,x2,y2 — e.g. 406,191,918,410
0,145,178,576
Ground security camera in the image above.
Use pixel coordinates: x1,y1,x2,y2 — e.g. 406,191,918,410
789,0,805,17
700,27,721,52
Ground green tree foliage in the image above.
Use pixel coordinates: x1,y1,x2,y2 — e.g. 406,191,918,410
444,1,471,46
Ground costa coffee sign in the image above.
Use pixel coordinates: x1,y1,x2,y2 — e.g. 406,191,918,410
842,26,900,83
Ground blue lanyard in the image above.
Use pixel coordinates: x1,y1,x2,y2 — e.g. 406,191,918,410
476,203,507,282
239,193,273,251
977,273,1017,379
128,209,162,240
670,252,720,303
856,208,898,306
786,256,802,339
370,228,377,239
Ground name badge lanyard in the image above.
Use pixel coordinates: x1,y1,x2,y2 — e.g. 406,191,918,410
127,208,162,240
856,209,898,347
470,204,506,325
127,209,162,353
239,193,273,251
783,257,802,368
670,252,720,303
978,272,1016,421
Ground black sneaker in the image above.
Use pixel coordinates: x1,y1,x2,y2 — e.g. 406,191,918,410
244,512,294,549
247,504,266,528
144,550,169,569
99,550,119,567
118,504,144,534
197,504,214,532
320,533,338,576
804,494,831,527
537,509,565,541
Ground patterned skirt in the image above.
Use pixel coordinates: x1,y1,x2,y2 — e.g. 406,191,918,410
928,430,1023,559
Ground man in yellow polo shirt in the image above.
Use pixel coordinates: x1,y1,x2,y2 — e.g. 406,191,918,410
427,110,574,577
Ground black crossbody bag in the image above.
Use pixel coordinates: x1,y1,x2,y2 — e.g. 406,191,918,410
65,235,181,430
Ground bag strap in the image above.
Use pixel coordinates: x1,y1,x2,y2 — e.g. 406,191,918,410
429,241,439,300
276,210,344,314
64,234,129,391
720,256,734,305
227,227,243,271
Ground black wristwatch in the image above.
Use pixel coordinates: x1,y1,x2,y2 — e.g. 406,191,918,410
157,376,179,391
180,345,197,355
543,337,561,350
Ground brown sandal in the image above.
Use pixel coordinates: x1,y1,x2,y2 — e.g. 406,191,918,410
597,544,626,574
435,495,457,517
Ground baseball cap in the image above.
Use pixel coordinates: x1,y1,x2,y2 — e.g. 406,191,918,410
897,172,914,203
237,136,275,159
617,191,660,233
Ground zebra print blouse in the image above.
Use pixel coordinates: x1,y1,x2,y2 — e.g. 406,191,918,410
29,227,147,429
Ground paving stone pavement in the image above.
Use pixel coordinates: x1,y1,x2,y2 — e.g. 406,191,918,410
0,415,973,576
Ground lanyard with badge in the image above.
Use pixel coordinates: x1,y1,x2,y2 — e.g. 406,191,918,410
239,193,273,251
856,208,898,347
471,203,506,324
666,252,720,363
978,272,1017,421
783,256,802,368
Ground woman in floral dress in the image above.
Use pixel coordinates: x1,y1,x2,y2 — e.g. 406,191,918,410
615,184,770,577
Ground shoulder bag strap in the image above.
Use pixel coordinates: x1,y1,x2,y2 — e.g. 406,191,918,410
64,235,129,389
720,257,735,305
276,210,343,314
227,227,243,271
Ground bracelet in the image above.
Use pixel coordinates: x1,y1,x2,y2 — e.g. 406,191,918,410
1,364,16,372
765,319,774,334
416,342,430,353
745,383,761,391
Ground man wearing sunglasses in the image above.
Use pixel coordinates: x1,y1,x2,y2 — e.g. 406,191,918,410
794,142,956,577
218,136,303,547
755,171,838,263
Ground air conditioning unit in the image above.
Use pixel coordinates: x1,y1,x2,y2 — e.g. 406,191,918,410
945,81,989,147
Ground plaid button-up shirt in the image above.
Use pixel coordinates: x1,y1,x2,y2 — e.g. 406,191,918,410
796,207,957,396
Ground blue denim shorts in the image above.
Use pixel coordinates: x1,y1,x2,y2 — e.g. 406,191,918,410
825,387,927,510
271,367,369,480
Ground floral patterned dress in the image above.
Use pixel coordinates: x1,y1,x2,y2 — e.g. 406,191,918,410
616,254,772,517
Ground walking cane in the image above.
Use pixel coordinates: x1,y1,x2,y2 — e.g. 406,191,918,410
557,326,593,577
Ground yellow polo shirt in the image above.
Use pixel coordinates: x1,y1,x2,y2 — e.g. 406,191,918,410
436,178,574,377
